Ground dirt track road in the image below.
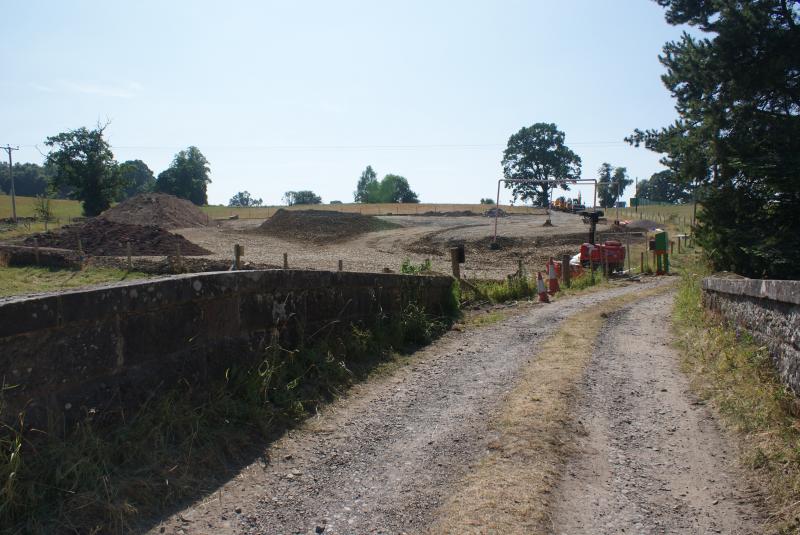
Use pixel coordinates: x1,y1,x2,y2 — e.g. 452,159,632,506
550,292,763,534
152,281,762,535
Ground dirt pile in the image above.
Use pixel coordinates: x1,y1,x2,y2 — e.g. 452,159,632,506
420,210,481,217
618,219,661,231
100,193,208,229
255,209,399,243
23,218,211,256
484,208,508,218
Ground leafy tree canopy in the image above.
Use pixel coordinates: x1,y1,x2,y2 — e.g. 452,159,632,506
283,190,322,205
628,0,800,278
0,162,54,198
354,165,378,202
636,170,692,204
377,174,419,203
501,123,581,207
353,167,420,203
154,146,211,206
44,125,123,216
597,163,633,208
118,160,155,200
229,191,263,207
480,197,495,205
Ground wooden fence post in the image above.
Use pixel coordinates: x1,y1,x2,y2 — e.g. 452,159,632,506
449,247,461,279
283,252,289,269
561,253,571,288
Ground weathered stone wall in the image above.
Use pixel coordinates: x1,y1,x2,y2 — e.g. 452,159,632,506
0,270,454,432
702,277,800,394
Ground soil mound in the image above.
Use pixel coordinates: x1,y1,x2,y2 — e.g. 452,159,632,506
484,208,508,218
420,210,481,217
621,219,660,231
256,209,399,243
101,193,208,229
23,218,211,256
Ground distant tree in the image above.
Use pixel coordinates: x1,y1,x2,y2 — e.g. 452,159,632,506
329,200,343,205
480,197,495,205
501,123,581,207
155,146,211,205
118,160,155,200
228,191,263,207
0,162,51,197
636,170,691,204
283,190,322,205
44,125,123,216
354,165,379,202
377,174,419,203
597,163,614,208
597,163,632,208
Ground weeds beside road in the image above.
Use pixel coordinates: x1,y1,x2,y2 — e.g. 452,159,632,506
674,256,800,534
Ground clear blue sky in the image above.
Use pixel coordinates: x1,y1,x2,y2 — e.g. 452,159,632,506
1,0,689,206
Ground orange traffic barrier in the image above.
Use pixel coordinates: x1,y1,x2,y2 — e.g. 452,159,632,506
547,257,560,295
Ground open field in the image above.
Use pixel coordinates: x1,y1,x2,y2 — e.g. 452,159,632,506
1,195,673,281
200,202,540,219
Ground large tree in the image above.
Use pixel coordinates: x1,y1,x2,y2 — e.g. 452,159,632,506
501,123,581,207
377,174,419,203
628,0,800,279
283,190,322,205
155,146,211,205
118,160,155,200
637,170,692,204
354,165,379,202
44,125,123,216
229,191,263,207
352,167,420,203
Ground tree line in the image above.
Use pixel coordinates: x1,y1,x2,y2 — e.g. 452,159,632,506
1,125,212,217
627,0,799,279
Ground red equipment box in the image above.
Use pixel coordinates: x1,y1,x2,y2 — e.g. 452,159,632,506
579,240,625,271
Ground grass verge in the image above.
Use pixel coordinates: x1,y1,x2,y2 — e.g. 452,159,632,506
428,283,672,533
0,266,149,298
0,303,453,534
673,256,800,533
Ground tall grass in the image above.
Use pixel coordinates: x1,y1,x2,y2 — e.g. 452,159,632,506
0,303,453,534
673,256,800,533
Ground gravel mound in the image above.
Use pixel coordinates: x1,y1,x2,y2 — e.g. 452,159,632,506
255,209,399,243
100,193,208,229
23,218,211,256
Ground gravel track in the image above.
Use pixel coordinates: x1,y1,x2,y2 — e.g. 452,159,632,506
151,279,670,535
550,292,764,534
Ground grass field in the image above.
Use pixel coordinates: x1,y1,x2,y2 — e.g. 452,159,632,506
0,266,149,297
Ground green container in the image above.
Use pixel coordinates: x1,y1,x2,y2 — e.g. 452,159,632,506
654,231,669,251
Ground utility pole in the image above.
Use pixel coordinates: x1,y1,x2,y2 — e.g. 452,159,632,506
2,145,19,222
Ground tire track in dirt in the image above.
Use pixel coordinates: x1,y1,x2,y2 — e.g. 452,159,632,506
549,292,765,534
150,279,671,535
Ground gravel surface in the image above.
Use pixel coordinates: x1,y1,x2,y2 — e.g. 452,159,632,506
550,292,764,534
177,211,621,279
148,279,672,535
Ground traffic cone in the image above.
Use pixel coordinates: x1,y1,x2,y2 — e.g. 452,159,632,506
548,257,560,295
537,271,550,303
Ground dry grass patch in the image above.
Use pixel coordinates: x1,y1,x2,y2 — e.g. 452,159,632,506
674,260,800,534
428,284,673,534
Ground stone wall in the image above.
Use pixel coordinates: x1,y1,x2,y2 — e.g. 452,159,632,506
702,277,800,394
0,270,454,432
